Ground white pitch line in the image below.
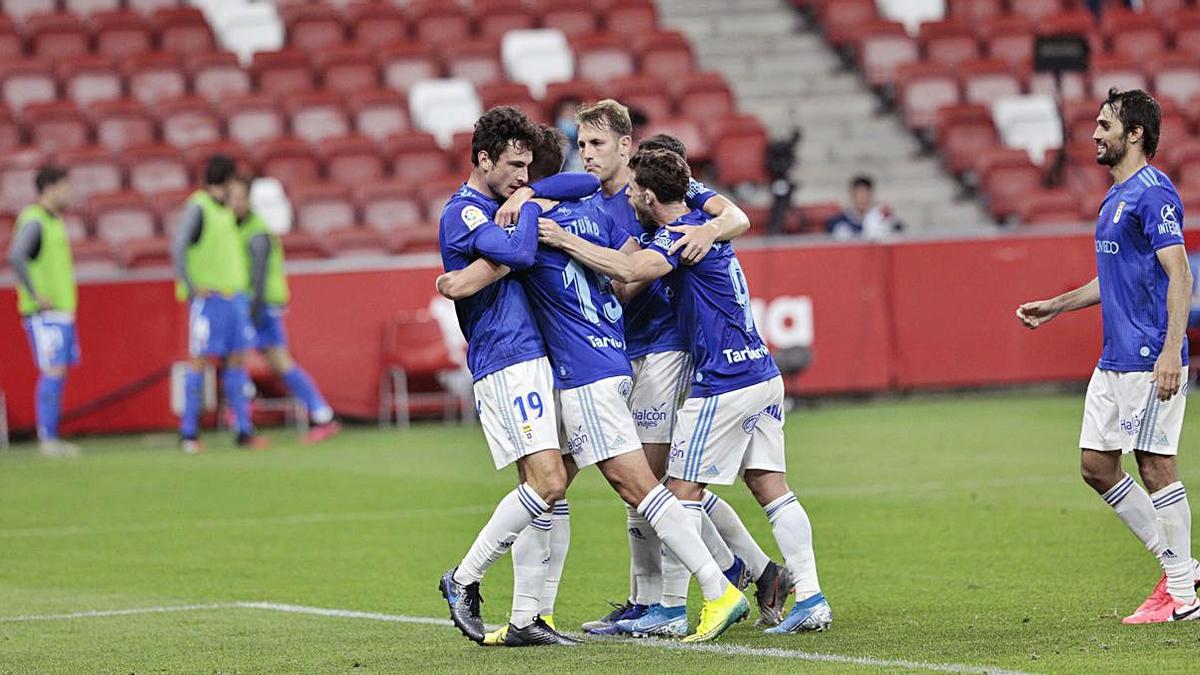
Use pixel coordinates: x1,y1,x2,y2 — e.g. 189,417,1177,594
0,601,1033,675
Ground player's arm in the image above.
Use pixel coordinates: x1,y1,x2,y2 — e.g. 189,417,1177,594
436,257,510,301
247,232,270,322
1153,244,1192,400
539,219,669,283
7,219,52,310
1016,277,1100,329
496,172,601,225
470,202,542,270
667,181,751,264
611,237,652,302
171,203,204,299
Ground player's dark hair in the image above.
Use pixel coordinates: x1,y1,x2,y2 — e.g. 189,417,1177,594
34,165,67,194
851,175,874,190
1103,88,1161,158
576,99,633,137
471,105,539,167
638,133,688,159
629,148,690,204
528,124,567,183
204,154,238,186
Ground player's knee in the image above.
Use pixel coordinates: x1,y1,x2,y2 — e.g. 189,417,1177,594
666,477,703,502
1079,457,1120,493
1135,453,1178,493
42,366,66,378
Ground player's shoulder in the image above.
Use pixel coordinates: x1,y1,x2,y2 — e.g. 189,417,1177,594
440,185,495,231
1133,166,1180,201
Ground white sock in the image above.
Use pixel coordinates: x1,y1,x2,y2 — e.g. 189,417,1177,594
661,501,706,608
764,491,821,600
454,483,549,585
1151,481,1196,604
541,500,570,617
1102,474,1166,557
510,517,552,628
627,504,662,605
703,489,769,578
638,485,727,601
700,509,735,570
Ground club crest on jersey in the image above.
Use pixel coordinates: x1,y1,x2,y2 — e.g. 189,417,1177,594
1112,200,1125,223
652,229,673,250
461,205,488,230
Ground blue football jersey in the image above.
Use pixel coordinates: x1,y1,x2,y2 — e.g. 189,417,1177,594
520,196,634,388
595,180,717,359
1095,164,1188,371
439,184,546,381
648,209,780,397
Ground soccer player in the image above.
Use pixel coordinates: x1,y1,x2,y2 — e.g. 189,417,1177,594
1017,88,1200,624
7,166,80,457
171,155,267,454
574,101,793,633
229,176,341,444
538,148,832,634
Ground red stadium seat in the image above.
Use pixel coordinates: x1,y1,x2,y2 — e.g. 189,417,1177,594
256,137,321,189
642,116,707,161
349,88,410,142
187,52,252,101
1171,10,1200,61
356,181,424,235
1089,55,1148,100
282,4,347,52
545,79,600,111
151,187,194,233
151,7,216,56
709,114,767,184
223,94,286,146
323,226,390,257
572,33,636,84
379,310,465,424
181,141,249,179
674,72,735,120
441,38,504,88
157,96,222,149
0,16,22,61
1008,0,1068,21
347,2,409,49
978,147,1044,219
634,30,695,81
315,46,380,95
474,0,537,40
0,147,45,213
91,99,156,151
65,0,121,15
0,109,21,154
129,0,182,13
0,60,57,112
605,0,659,35
124,51,187,105
1018,188,1085,225
61,146,123,201
60,56,124,107
1103,8,1167,61
1152,56,1200,109
251,49,316,96
280,230,330,260
610,75,672,121
27,13,91,61
936,104,1001,174
417,176,465,222
1036,10,1103,56
895,63,960,129
378,44,441,92
118,235,172,269
90,190,157,245
856,21,919,87
286,90,351,144
1159,111,1191,150
410,1,472,45
93,10,155,59
918,19,981,69
290,183,356,234
946,0,1004,25
318,135,387,187
477,82,545,123
448,130,474,175
125,144,189,195
537,0,599,38
24,101,91,153
818,0,878,46
387,131,451,185
978,15,1035,68
960,58,1024,108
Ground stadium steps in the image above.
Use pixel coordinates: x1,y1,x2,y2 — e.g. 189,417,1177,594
655,0,991,233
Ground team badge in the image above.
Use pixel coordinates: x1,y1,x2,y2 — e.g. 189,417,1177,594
461,205,488,230
652,229,673,250
1112,200,1125,223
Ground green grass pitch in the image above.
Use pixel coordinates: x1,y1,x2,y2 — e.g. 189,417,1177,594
2,393,1198,673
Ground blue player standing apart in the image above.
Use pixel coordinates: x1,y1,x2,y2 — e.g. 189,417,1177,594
1018,88,1200,624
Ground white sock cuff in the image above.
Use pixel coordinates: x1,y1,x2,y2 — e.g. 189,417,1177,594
637,484,677,528
763,491,798,524
551,500,570,518
1151,481,1188,510
701,489,720,513
516,483,550,519
681,500,705,515
530,517,553,531
1102,473,1137,507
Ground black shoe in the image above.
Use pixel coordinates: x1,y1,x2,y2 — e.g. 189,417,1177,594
235,433,270,450
495,617,582,646
754,560,795,627
439,567,485,643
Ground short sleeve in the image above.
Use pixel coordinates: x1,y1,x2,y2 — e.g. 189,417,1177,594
1137,185,1185,251
685,179,718,211
440,200,491,256
647,226,683,269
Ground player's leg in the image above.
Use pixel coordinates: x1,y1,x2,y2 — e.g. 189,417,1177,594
24,315,76,456
181,297,216,453
539,454,578,624
258,306,339,440
223,296,265,448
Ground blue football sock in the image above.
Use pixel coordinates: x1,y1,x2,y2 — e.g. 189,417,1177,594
181,368,203,439
282,366,332,424
35,373,65,441
223,366,254,437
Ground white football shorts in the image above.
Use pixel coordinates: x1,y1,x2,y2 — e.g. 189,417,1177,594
1079,367,1187,456
630,350,693,444
668,375,787,485
556,375,642,469
474,357,560,470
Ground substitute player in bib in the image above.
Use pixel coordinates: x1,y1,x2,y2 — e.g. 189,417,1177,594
171,155,267,454
539,148,831,634
7,166,80,457
1017,88,1200,624
229,176,341,444
574,101,792,633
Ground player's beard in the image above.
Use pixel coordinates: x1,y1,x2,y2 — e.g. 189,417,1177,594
1097,137,1127,167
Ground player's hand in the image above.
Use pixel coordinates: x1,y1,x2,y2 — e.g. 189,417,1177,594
1015,300,1059,329
496,186,534,226
538,218,569,248
1153,349,1183,401
667,222,719,265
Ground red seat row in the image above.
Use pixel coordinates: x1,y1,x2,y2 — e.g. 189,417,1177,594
0,7,211,60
